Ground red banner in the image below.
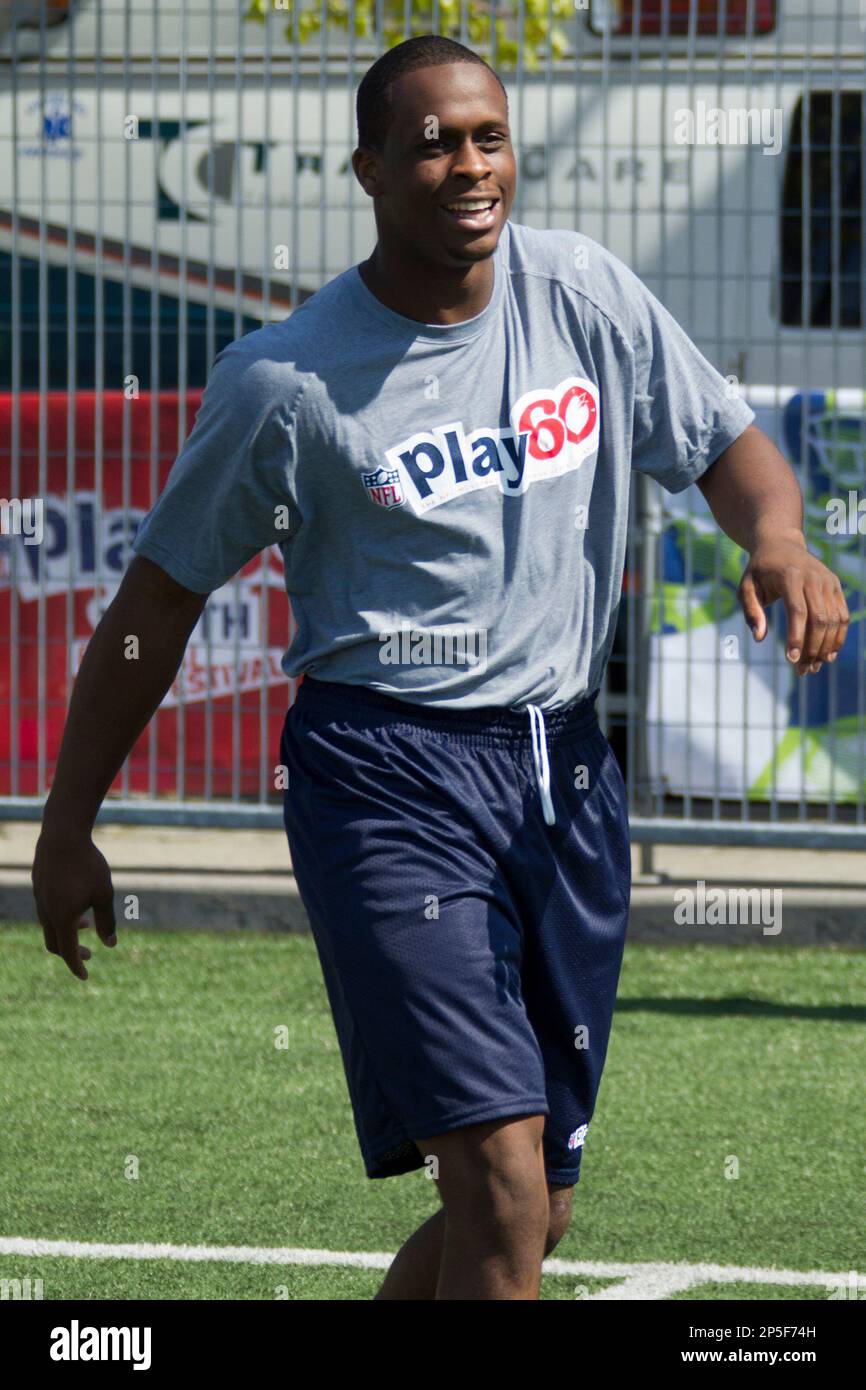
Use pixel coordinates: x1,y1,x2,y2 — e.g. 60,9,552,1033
0,391,294,799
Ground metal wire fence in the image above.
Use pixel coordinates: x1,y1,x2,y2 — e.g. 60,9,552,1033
1,1,864,847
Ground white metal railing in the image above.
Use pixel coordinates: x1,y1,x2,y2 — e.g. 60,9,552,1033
1,1,864,847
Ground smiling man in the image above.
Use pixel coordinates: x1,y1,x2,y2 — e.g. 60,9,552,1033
32,35,848,1301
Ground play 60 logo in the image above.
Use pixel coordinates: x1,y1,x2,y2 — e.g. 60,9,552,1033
380,376,600,516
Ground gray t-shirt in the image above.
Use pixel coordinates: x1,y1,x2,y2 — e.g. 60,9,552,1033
132,219,754,710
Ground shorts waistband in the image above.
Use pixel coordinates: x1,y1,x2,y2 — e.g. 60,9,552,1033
294,675,600,745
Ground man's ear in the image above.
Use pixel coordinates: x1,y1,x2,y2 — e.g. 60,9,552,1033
352,146,382,198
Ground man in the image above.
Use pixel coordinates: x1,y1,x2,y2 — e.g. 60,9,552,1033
32,35,848,1301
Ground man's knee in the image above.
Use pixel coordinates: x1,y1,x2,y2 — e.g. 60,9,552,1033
418,1115,549,1241
545,1184,574,1255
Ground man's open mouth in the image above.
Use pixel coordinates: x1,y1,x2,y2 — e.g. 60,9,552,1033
440,197,500,230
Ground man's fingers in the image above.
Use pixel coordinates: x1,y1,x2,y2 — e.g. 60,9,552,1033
93,888,118,947
33,892,59,956
792,575,849,675
829,582,850,660
806,583,839,668
31,852,59,957
798,578,848,672
739,571,767,640
56,921,89,980
39,913,60,958
781,577,808,666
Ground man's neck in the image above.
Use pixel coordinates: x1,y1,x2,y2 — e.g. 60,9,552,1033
358,244,496,325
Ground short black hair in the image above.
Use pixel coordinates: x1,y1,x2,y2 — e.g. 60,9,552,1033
356,34,508,153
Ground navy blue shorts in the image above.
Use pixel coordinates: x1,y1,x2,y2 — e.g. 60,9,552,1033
280,676,632,1185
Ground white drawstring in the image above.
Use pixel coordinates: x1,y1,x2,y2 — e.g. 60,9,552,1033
527,703,556,826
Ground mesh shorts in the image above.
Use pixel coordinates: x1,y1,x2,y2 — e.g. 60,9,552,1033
280,675,632,1184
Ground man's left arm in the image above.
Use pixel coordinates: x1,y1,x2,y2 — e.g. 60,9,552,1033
697,424,849,676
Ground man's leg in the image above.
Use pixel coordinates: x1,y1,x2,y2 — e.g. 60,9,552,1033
375,1117,575,1300
373,1208,446,1301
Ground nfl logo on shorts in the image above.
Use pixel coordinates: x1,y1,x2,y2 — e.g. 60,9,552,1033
568,1123,588,1150
363,465,404,509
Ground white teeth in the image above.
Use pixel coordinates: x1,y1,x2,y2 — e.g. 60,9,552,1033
445,200,495,213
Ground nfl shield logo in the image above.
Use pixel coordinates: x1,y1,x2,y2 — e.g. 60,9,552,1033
567,1124,588,1151
362,465,405,510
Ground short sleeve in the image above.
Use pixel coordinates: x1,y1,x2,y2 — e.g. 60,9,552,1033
132,341,301,593
628,274,755,494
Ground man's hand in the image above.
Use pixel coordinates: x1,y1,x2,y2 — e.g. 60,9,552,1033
697,427,849,675
32,830,118,980
738,530,849,676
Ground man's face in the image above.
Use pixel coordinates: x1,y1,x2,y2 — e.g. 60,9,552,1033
354,62,516,267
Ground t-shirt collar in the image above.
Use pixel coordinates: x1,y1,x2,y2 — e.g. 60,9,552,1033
345,221,507,344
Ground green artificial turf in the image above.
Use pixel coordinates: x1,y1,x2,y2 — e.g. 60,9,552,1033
1,923,863,1300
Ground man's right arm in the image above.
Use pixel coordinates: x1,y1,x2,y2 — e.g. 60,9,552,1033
32,555,210,979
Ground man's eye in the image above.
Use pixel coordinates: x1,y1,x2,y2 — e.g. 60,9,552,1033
418,134,506,152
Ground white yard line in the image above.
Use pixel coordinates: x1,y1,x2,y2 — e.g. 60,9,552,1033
0,1237,860,1298
586,1270,704,1300
0,1237,392,1270
543,1258,863,1299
